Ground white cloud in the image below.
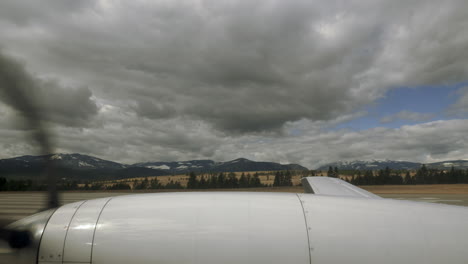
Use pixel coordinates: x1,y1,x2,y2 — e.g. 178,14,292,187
212,119,468,169
0,0,467,166
4,116,464,169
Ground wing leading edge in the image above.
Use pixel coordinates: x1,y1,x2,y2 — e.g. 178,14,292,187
301,176,382,199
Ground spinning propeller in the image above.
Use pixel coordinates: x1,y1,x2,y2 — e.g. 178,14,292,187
0,65,59,249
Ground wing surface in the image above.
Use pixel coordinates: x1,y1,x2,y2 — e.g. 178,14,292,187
301,176,382,199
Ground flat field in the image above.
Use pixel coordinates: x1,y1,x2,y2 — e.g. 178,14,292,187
361,184,468,194
96,172,304,188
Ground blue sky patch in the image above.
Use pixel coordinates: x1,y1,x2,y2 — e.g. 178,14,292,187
336,82,468,130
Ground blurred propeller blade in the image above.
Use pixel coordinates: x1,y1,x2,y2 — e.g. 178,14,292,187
0,53,59,246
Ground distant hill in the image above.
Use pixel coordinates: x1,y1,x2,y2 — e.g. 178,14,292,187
210,158,307,172
425,160,468,170
133,157,308,173
0,153,125,170
0,153,165,180
0,154,308,180
317,159,468,171
317,160,421,171
133,160,216,173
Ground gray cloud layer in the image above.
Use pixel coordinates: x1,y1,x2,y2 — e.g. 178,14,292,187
0,52,98,127
0,0,467,166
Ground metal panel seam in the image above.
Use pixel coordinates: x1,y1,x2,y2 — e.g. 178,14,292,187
35,208,59,264
61,200,88,262
89,197,114,264
296,193,312,264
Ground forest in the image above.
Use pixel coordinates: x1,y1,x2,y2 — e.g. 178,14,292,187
1,165,467,191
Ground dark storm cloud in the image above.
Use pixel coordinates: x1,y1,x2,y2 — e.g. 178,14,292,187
0,51,53,157
38,80,98,127
0,0,387,132
0,52,98,127
115,0,383,132
0,0,468,164
0,0,92,26
2,0,468,133
132,98,176,120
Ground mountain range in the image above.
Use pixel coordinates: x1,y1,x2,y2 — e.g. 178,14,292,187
134,158,307,174
0,154,307,180
3,153,466,181
317,159,468,171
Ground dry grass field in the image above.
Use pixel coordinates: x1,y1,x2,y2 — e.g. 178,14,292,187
95,171,305,189
96,172,468,195
70,184,468,194
2,174,468,227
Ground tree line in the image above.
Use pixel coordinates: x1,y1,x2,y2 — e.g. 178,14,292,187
186,172,264,189
0,177,184,191
345,165,468,185
3,165,467,191
0,170,298,191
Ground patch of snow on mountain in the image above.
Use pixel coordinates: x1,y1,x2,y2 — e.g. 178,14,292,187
177,165,188,169
146,165,170,170
51,154,63,160
78,161,94,167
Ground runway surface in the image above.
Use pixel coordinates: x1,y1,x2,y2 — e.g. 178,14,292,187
380,194,468,206
0,192,128,226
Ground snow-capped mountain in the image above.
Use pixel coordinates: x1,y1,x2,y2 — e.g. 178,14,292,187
0,153,165,180
211,158,308,172
317,159,468,170
426,160,468,170
2,153,466,180
316,160,421,170
0,154,309,180
133,160,216,173
0,153,126,170
133,158,308,173
48,153,126,169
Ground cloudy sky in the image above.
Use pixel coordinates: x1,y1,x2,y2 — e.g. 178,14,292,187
0,0,467,168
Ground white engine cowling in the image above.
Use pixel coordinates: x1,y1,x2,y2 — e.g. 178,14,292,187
6,191,468,264
39,192,310,264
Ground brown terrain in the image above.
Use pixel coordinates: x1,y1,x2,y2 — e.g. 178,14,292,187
1,174,468,228
361,184,468,194
96,173,468,194
94,171,305,189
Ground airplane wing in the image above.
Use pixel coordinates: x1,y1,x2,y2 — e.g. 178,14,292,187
301,176,382,199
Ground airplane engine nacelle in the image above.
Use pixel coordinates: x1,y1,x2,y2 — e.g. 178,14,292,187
39,192,311,264
6,191,468,264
